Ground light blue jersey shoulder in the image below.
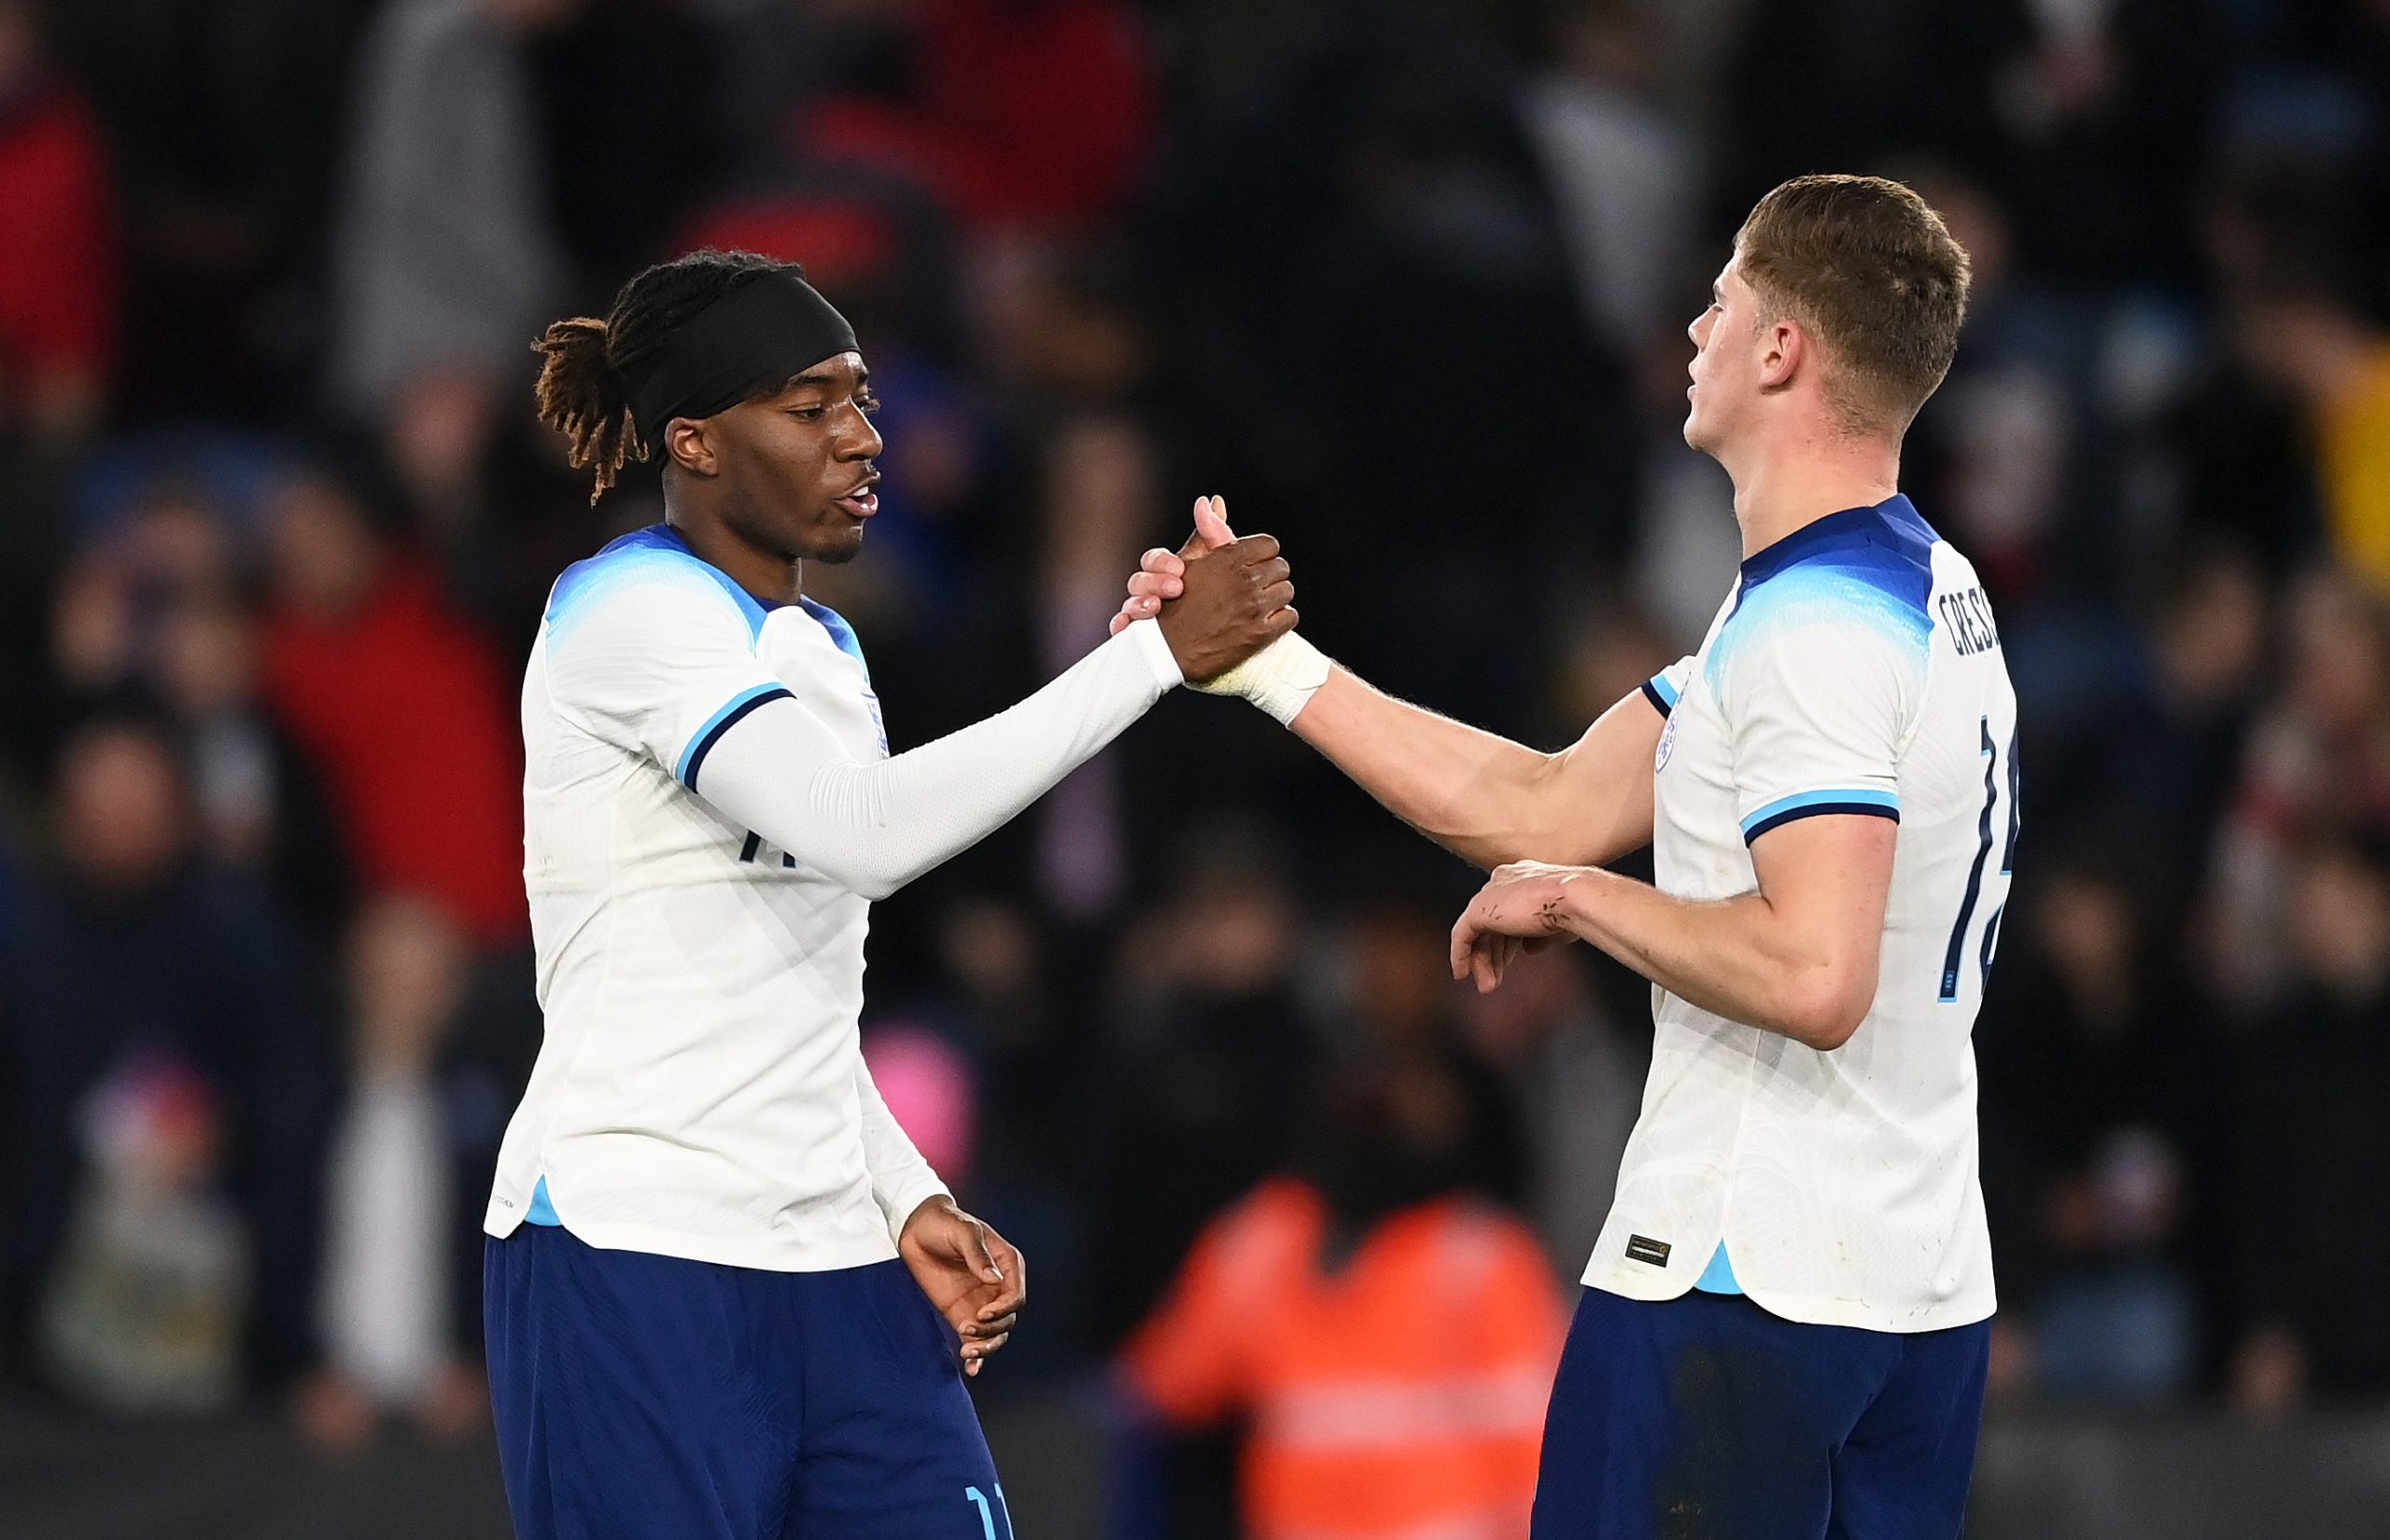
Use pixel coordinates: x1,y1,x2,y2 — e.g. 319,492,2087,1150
546,524,773,647
1705,495,1937,693
542,525,869,679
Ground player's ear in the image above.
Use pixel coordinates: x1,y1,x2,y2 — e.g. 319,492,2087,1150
664,418,719,478
1758,319,1804,391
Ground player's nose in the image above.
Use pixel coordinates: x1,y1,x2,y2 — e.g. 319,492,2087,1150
841,405,884,460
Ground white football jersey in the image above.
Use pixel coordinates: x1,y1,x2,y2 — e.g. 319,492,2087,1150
1584,495,2016,1332
485,525,949,1272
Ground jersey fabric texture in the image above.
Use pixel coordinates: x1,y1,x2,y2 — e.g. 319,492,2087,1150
1529,1288,1989,1540
486,524,946,1270
485,1225,1011,1540
1589,495,2017,1334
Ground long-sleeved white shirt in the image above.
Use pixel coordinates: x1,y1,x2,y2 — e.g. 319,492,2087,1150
485,524,1182,1270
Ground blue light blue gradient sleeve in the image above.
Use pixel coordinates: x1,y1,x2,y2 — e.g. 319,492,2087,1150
1710,572,1926,847
1641,655,1694,719
541,557,790,785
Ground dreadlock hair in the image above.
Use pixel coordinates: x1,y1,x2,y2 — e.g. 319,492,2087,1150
532,248,796,503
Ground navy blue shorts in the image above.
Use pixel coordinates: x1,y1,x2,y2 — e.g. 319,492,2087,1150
485,1225,1010,1540
1531,1287,1989,1540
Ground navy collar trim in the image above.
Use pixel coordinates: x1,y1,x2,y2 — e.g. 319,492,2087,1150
1738,495,1929,588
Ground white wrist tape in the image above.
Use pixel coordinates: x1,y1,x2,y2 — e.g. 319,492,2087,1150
1190,632,1330,725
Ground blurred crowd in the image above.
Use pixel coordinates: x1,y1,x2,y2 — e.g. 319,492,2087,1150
6,0,2390,1533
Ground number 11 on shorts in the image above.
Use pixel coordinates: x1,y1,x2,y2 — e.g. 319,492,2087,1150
964,1485,1014,1540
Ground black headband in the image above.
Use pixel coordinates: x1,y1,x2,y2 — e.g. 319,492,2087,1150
623,269,858,457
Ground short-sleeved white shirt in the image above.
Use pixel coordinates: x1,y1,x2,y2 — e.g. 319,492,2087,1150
484,525,947,1272
1584,495,2017,1332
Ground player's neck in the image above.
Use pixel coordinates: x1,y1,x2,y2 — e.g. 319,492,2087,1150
667,507,803,608
1725,428,1902,562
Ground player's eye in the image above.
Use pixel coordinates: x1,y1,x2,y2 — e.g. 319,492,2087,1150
788,406,826,420
855,394,882,416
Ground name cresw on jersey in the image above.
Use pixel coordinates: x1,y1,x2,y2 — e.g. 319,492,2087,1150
1594,495,2017,1335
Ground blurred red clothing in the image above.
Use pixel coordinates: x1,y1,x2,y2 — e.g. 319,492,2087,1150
1121,1178,1566,1540
797,0,1151,233
0,79,116,408
261,561,526,943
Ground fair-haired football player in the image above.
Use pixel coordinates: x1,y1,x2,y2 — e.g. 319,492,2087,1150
489,248,1297,1540
1123,175,2014,1538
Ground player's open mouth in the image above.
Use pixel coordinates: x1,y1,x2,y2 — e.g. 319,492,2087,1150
835,480,879,518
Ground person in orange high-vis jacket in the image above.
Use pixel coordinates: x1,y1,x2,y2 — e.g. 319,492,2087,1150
1120,1171,1567,1540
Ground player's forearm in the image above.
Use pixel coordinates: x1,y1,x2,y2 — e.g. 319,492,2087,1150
698,620,1180,899
1289,667,1568,870
1551,868,1877,1049
1291,669,1658,870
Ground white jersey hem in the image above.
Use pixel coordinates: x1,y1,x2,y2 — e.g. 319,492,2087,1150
1582,1264,1996,1335
484,1202,904,1273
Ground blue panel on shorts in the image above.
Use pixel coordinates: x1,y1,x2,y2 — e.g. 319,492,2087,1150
1531,1288,1989,1540
485,1225,1005,1539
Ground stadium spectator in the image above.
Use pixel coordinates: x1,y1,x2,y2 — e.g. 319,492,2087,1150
1897,167,2075,603
1975,0,2222,291
1141,9,1633,735
35,467,357,933
848,900,1097,1383
48,478,243,697
2234,271,2390,594
151,593,355,936
1461,943,1642,1281
330,0,573,539
1118,1022,1565,1540
1334,898,1529,1211
257,465,526,945
0,0,115,449
1976,850,2205,1403
2227,833,2390,1413
2205,572,2390,1004
35,1050,248,1413
1087,826,1320,1348
0,714,331,1393
303,894,493,1451
2032,545,2264,959
36,0,373,423
794,0,1154,236
1033,416,1165,918
1521,0,1697,365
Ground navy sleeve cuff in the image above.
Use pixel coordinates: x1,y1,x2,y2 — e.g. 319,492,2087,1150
1740,789,1900,845
677,685,795,788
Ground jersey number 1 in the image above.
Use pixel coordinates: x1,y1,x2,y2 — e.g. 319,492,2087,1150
1940,716,2019,1003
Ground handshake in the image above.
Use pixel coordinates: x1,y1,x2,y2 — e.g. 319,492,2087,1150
1107,495,1330,726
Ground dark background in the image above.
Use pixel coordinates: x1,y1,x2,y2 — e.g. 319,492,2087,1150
4,0,2390,1534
